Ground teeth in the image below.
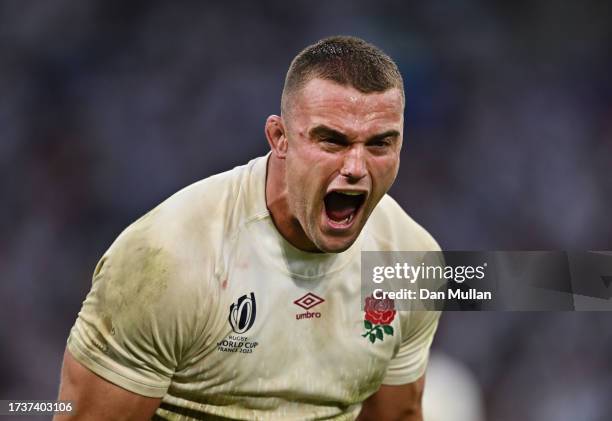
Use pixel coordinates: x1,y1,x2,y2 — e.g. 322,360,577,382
336,191,363,196
339,213,354,225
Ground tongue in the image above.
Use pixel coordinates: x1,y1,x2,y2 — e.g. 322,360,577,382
325,192,360,221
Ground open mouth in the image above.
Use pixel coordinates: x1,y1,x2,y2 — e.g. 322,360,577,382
323,190,366,228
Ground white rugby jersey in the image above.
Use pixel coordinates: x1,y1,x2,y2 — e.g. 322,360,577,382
68,155,441,420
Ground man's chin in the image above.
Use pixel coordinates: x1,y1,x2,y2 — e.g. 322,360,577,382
313,234,358,254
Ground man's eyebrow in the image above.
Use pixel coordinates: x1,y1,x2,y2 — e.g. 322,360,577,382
366,130,401,143
309,126,401,143
308,125,349,142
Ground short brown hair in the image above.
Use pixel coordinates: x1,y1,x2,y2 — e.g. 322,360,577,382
281,36,404,115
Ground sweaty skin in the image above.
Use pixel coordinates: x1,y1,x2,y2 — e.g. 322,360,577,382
265,78,404,253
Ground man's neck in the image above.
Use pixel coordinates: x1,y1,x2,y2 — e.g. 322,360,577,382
265,155,320,252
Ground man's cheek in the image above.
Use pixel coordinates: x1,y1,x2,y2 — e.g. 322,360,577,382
382,161,400,185
373,168,397,188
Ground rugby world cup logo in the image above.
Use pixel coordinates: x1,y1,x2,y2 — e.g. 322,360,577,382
229,292,257,334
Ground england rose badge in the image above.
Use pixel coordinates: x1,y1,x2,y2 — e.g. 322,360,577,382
362,295,396,343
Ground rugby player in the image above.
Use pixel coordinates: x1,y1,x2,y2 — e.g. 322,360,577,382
55,36,441,421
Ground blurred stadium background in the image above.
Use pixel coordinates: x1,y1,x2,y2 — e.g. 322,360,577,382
1,1,611,420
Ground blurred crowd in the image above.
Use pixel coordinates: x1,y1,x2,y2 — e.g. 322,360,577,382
1,1,610,420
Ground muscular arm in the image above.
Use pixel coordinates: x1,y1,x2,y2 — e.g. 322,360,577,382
53,349,162,421
356,376,425,421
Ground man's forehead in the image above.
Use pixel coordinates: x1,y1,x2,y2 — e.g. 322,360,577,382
291,78,404,134
297,78,404,112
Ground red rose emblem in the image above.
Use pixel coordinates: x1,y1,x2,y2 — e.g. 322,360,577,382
364,296,396,325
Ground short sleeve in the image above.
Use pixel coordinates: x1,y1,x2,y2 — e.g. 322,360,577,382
382,309,441,385
67,227,208,398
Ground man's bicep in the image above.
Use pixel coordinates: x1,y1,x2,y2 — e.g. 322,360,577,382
66,230,213,397
54,349,162,421
66,244,179,396
383,310,440,386
357,376,425,421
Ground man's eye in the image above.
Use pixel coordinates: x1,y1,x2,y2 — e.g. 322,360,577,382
369,139,392,148
321,138,344,146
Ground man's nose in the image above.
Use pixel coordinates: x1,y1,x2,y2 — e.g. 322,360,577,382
340,147,367,181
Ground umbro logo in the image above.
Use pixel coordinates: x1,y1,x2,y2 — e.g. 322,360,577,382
294,293,325,310
294,293,324,320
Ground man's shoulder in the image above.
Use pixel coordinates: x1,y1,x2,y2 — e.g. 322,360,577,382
104,156,267,278
127,156,264,248
365,194,441,252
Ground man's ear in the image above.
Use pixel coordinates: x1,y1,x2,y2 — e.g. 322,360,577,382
265,115,288,159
